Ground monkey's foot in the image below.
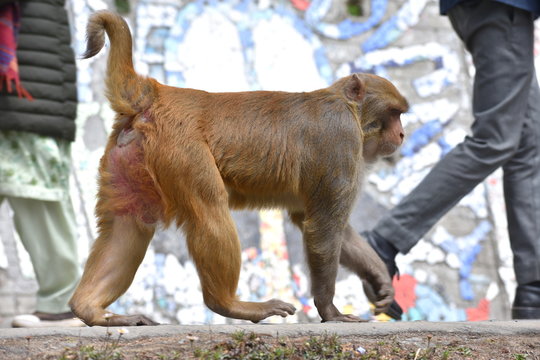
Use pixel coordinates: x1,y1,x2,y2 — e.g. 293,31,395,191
82,314,159,327
257,299,296,321
220,299,295,323
108,314,159,326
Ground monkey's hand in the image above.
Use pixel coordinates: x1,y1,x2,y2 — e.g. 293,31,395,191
321,314,366,323
361,279,395,315
340,228,396,316
318,304,367,323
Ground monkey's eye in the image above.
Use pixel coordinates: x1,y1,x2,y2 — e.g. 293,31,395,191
363,120,381,133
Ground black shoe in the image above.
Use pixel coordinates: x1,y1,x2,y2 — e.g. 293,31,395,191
361,231,403,320
363,231,399,278
512,281,540,319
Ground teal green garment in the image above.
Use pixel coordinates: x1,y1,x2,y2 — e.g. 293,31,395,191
0,130,71,201
0,129,79,313
3,195,80,313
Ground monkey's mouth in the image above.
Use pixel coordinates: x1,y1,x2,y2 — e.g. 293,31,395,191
380,143,399,156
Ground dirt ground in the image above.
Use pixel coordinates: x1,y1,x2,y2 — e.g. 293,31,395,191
0,329,539,359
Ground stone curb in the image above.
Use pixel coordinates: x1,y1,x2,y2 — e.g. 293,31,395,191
0,320,539,340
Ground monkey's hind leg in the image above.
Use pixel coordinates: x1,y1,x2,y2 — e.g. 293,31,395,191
69,215,158,326
185,204,295,322
181,152,295,322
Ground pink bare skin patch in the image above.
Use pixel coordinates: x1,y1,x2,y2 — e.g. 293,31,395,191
107,128,163,224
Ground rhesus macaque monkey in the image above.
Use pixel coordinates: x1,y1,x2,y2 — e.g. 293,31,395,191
69,10,409,326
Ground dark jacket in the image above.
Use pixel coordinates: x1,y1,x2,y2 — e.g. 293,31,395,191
0,0,77,141
440,0,540,17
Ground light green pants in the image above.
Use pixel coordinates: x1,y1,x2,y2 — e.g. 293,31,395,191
2,196,80,314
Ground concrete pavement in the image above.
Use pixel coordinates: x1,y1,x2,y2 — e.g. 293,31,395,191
1,320,539,340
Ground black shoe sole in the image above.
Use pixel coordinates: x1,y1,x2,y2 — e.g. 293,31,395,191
512,306,540,320
386,300,403,320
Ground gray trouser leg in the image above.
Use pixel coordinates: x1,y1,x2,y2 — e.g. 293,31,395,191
502,78,540,285
373,1,540,284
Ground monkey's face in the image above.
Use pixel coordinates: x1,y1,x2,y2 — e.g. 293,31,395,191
358,75,408,164
362,108,405,163
379,109,405,155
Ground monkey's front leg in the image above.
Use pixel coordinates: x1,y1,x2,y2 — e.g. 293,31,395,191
69,216,158,326
302,215,364,322
340,225,394,315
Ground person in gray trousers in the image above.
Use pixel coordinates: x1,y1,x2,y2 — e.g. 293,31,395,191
364,0,540,319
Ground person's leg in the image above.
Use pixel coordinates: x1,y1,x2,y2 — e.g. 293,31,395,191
369,2,535,256
502,72,540,319
8,196,80,314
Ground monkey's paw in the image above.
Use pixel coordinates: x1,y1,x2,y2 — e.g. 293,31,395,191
104,314,159,326
322,313,366,323
361,279,395,315
251,299,296,323
372,286,395,315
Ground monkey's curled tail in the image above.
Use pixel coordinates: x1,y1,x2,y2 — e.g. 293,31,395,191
83,10,155,116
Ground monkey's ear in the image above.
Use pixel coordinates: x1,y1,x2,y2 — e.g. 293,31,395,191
344,73,365,103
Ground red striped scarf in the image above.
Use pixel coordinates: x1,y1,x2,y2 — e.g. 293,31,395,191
0,2,32,100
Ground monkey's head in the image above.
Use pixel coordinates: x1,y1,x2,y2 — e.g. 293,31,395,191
355,73,408,163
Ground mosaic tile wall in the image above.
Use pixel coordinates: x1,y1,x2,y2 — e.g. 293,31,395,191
2,0,540,324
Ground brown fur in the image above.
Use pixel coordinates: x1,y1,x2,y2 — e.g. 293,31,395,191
69,10,409,326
